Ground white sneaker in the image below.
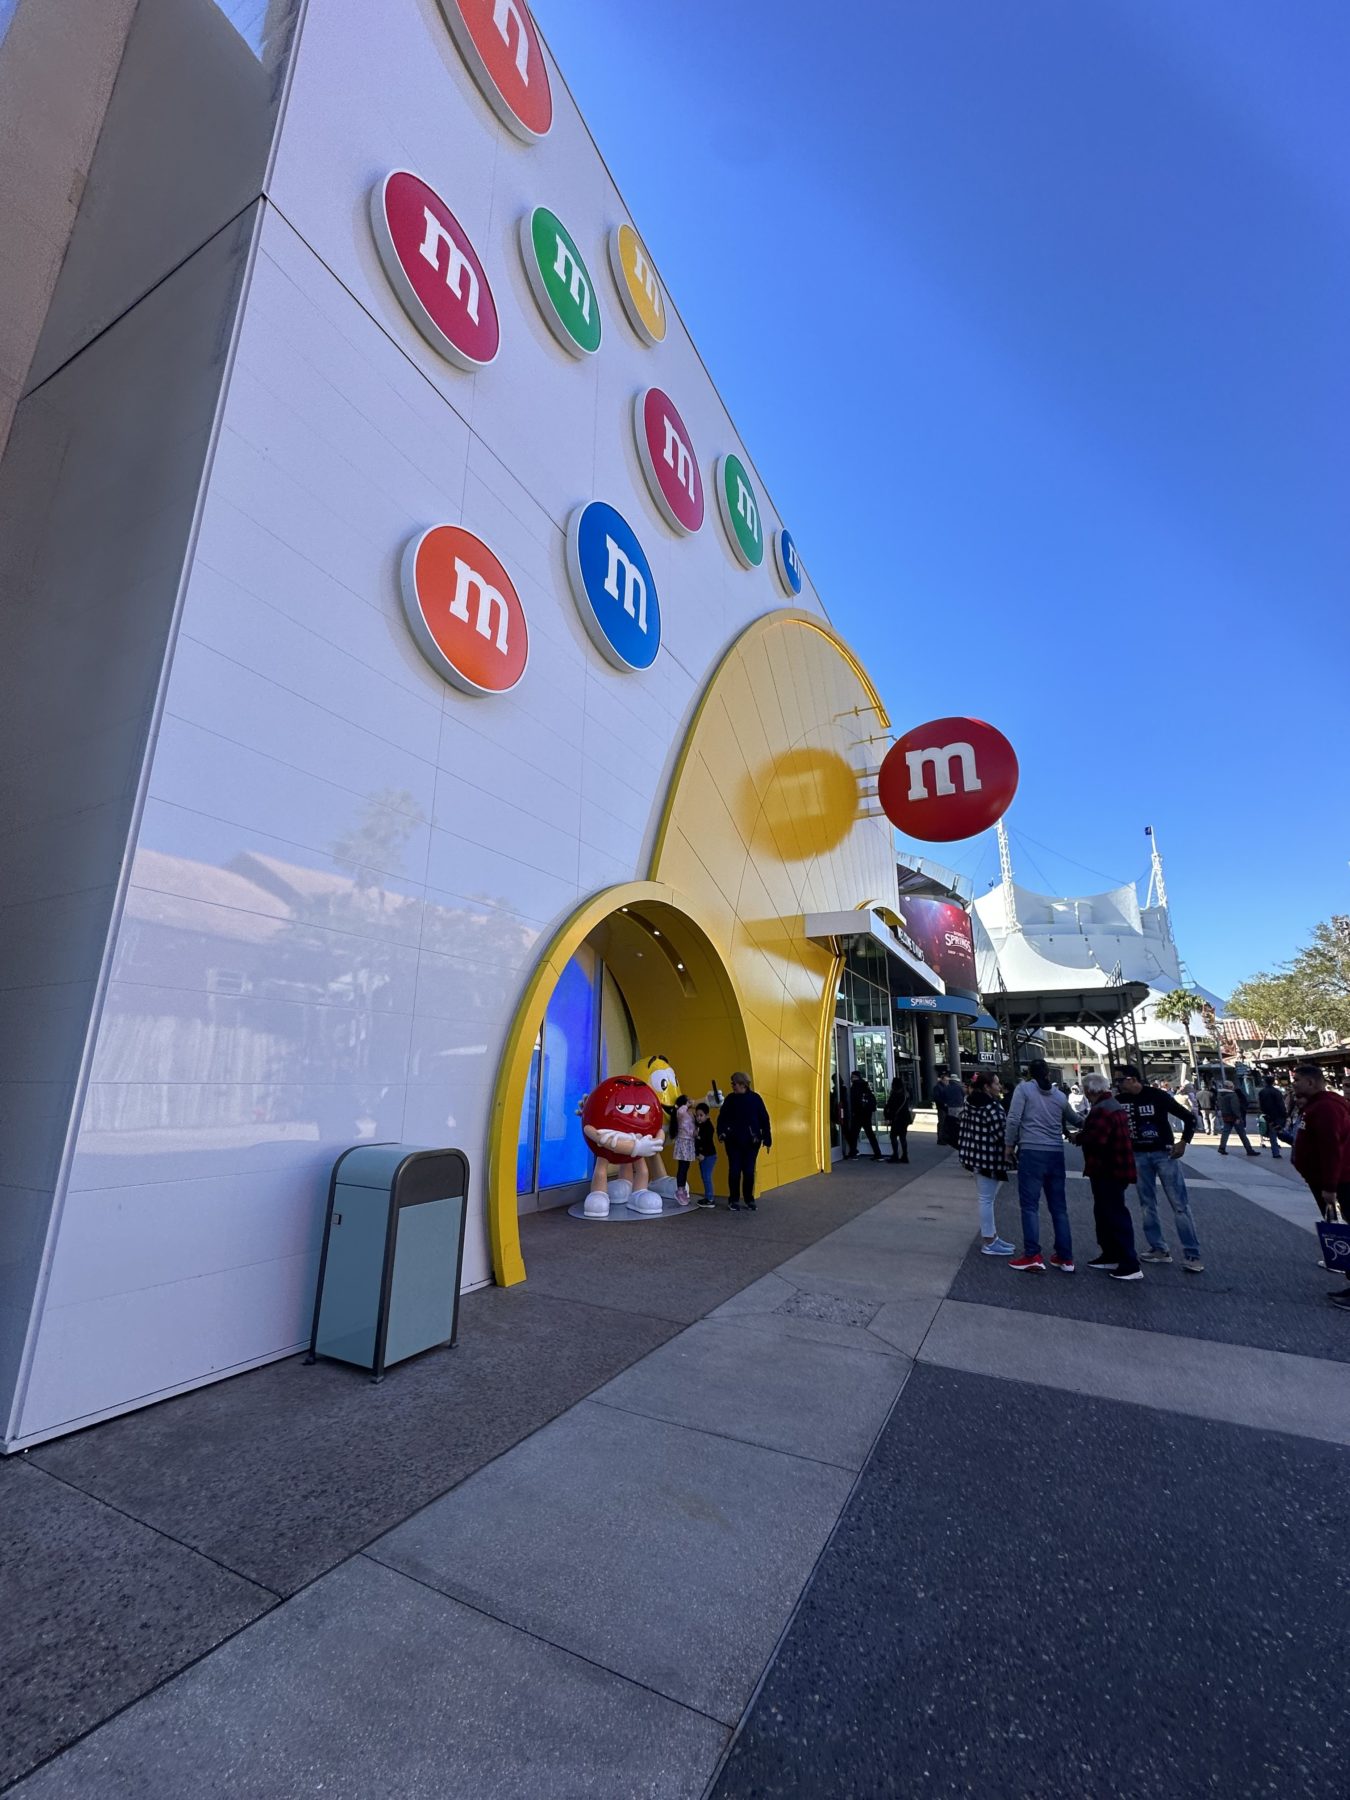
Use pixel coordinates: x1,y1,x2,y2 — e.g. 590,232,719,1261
981,1237,1016,1257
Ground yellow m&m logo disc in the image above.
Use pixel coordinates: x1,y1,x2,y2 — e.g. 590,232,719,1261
608,223,666,346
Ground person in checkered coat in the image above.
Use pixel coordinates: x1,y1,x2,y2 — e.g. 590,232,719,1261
957,1072,1015,1257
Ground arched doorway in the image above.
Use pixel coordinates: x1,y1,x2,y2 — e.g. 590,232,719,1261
487,884,752,1285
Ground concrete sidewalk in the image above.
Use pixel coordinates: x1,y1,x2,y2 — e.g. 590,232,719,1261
8,1141,1347,1798
0,1140,950,1794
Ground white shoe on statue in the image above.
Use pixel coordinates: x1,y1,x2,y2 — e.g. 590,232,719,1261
583,1189,610,1218
629,1187,662,1214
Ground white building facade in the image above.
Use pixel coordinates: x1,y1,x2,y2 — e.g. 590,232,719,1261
0,0,924,1449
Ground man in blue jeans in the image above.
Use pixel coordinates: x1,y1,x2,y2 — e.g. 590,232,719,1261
1116,1065,1204,1272
1004,1059,1078,1272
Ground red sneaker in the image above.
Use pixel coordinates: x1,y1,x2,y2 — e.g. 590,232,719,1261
1009,1253,1046,1273
1049,1254,1075,1273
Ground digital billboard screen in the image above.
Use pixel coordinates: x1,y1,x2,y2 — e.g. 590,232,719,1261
899,896,978,993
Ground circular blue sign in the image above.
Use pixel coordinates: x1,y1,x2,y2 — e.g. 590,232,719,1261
566,501,661,671
773,527,803,597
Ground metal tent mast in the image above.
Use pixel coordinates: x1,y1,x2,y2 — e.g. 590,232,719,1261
1144,824,1172,939
996,817,1021,933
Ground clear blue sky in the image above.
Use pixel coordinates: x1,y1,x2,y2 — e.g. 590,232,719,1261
538,0,1349,999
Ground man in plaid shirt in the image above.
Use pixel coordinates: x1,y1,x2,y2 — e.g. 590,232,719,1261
1075,1072,1142,1280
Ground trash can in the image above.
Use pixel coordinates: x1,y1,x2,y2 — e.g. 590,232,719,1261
307,1144,470,1380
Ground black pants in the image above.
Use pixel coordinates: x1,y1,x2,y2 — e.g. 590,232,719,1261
1090,1176,1139,1273
888,1123,909,1161
847,1117,881,1158
726,1143,760,1204
676,1159,691,1189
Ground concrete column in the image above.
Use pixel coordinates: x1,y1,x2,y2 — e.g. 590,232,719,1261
916,1017,937,1104
944,1014,961,1078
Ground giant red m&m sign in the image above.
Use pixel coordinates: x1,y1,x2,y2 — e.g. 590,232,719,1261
878,717,1018,842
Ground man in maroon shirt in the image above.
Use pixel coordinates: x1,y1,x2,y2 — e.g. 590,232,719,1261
1075,1072,1142,1281
1291,1062,1350,1313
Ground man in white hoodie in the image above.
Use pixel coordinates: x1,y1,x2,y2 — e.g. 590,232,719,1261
1004,1058,1079,1272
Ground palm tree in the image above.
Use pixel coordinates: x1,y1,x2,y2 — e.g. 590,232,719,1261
1153,988,1206,1076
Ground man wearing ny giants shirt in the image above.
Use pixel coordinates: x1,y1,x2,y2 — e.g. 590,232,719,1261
1115,1066,1204,1272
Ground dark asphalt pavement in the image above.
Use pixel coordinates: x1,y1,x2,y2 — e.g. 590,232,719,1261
712,1361,1349,1800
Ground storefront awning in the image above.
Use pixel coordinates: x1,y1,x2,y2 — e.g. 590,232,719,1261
803,908,944,995
892,993,1000,1031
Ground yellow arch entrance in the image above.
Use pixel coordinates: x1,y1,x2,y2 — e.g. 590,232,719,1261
487,610,896,1287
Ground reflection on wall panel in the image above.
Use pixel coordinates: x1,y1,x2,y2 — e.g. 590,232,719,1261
0,208,259,1435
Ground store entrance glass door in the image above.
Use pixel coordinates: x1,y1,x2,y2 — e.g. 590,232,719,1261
851,1029,891,1103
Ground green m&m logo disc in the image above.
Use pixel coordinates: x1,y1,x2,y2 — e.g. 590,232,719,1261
716,452,764,568
520,206,602,357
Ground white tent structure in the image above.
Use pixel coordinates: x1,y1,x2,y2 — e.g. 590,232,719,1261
971,826,1219,1073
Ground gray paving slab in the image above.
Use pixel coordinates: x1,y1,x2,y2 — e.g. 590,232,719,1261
867,1296,948,1356
774,1235,970,1303
920,1299,1350,1445
947,1174,1350,1361
369,1396,853,1726
10,1555,726,1800
0,1461,273,1790
30,1285,680,1595
707,1264,948,1360
713,1363,1350,1800
590,1317,910,1468
517,1233,802,1324
1184,1144,1322,1230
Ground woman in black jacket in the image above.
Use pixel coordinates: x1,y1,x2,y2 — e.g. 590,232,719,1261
717,1072,772,1210
883,1075,912,1163
956,1072,1015,1256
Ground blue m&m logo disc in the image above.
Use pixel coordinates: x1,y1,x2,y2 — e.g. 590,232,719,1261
566,501,661,672
773,527,803,597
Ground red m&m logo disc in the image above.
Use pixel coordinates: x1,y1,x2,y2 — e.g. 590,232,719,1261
878,717,1019,842
634,388,704,535
372,171,499,371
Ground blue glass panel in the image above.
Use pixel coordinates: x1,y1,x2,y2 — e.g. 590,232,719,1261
516,1039,540,1194
537,949,599,1190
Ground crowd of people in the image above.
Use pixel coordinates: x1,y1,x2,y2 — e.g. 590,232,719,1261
955,1058,1350,1310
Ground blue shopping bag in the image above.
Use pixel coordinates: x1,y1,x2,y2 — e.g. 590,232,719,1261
1316,1211,1350,1275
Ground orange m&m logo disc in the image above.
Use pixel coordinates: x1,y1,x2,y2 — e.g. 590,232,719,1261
401,526,529,695
439,0,553,142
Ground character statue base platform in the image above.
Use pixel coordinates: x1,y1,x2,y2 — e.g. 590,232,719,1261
570,1173,689,1223
567,1192,695,1222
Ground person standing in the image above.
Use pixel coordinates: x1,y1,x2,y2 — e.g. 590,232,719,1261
1197,1081,1217,1135
693,1102,717,1208
717,1071,772,1211
883,1074,912,1163
1004,1058,1077,1272
1216,1082,1259,1156
846,1070,883,1160
1075,1073,1142,1280
1290,1063,1350,1313
671,1095,695,1204
1257,1074,1289,1159
957,1072,1015,1256
934,1066,966,1148
1116,1066,1204,1272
